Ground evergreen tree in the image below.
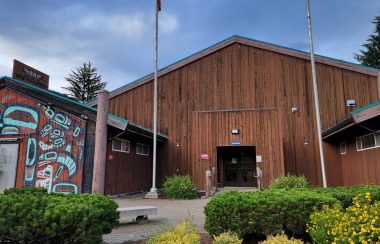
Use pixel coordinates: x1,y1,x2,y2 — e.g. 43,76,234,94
63,62,107,102
355,16,380,68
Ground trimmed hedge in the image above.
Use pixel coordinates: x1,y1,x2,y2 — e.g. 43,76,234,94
204,190,338,238
0,187,119,243
310,185,380,208
204,185,380,239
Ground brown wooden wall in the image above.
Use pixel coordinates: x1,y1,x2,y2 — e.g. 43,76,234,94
191,109,284,189
323,142,344,186
108,42,379,189
105,133,153,195
339,139,380,185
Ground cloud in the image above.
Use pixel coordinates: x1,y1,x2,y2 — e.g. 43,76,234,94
77,12,149,39
1,0,380,97
159,12,179,34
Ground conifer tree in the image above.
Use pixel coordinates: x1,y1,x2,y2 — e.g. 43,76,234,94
63,62,107,102
355,16,380,69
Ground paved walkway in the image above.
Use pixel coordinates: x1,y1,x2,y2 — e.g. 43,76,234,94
103,197,211,243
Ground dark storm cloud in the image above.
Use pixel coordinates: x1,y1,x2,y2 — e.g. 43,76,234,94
0,0,379,92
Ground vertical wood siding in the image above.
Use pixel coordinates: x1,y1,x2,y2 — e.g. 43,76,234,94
108,43,378,188
191,110,284,189
105,134,153,195
340,139,380,185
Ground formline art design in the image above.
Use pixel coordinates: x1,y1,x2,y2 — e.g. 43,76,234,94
0,90,86,193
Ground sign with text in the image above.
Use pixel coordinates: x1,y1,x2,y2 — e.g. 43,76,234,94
200,153,209,160
230,140,241,146
0,137,22,143
256,155,262,163
12,59,49,89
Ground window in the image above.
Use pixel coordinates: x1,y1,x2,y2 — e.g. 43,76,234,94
112,139,130,153
136,143,149,156
356,133,380,151
340,142,347,155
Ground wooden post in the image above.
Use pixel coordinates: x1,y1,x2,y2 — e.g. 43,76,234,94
211,166,217,191
92,90,109,194
205,169,211,197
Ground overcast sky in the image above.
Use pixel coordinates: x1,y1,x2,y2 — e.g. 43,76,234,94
0,1,379,93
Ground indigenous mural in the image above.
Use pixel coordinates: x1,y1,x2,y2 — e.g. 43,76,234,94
0,89,86,193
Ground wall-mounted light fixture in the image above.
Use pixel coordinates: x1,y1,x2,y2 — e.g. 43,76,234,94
304,138,309,145
176,140,180,147
231,128,239,134
291,106,298,113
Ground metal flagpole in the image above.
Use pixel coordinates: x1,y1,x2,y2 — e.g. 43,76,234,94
147,0,160,198
306,0,327,188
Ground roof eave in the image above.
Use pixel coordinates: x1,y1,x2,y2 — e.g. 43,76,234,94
322,116,355,139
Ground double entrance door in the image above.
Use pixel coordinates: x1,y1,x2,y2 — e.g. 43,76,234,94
218,146,256,187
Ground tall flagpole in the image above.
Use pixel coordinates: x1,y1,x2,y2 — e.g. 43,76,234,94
147,0,160,198
306,0,327,188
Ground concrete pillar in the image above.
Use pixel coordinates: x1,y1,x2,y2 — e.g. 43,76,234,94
92,90,109,194
205,169,212,197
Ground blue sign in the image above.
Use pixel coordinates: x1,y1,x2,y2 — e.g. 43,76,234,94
230,140,241,146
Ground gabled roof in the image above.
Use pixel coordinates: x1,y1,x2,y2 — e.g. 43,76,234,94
87,35,380,106
0,76,167,141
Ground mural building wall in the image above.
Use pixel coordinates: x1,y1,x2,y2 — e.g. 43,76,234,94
0,89,86,193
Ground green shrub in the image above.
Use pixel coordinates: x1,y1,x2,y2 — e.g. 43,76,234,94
0,187,119,243
307,192,380,243
163,175,197,199
147,220,200,244
269,174,309,190
311,185,380,208
204,190,338,238
213,232,242,244
259,233,303,244
3,187,48,195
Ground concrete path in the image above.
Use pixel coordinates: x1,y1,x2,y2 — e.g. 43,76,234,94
103,197,211,243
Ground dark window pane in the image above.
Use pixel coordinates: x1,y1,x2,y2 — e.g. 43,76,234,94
361,134,375,149
112,139,121,151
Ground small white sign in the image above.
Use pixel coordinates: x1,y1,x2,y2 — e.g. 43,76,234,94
256,155,262,163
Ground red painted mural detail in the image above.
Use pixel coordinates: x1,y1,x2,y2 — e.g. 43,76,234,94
0,89,86,193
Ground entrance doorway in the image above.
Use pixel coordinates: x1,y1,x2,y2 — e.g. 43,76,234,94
0,143,19,192
217,146,256,187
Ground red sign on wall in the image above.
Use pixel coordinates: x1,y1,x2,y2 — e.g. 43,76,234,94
200,153,209,160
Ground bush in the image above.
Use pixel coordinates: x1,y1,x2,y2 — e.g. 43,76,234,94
163,175,197,199
307,192,380,243
147,220,200,244
269,174,309,190
0,187,119,243
311,185,380,208
213,232,242,244
204,190,338,238
259,233,303,244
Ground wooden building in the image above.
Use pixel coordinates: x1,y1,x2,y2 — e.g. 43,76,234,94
88,35,380,190
323,101,380,186
0,76,166,194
